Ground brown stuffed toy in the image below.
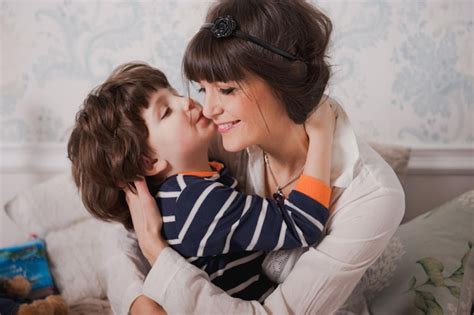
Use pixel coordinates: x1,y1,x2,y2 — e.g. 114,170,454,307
0,275,68,315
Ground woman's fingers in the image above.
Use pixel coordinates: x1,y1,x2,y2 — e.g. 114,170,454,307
123,178,164,235
123,184,134,205
123,179,153,208
122,178,166,264
134,178,149,196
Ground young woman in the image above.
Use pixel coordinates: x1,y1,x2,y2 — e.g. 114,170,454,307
104,1,405,314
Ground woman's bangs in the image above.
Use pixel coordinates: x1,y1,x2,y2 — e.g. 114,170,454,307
183,31,246,84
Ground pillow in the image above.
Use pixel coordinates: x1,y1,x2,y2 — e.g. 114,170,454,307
4,173,90,236
3,173,120,304
368,190,474,315
44,218,118,304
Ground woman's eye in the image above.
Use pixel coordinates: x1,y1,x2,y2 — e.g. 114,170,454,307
197,87,206,93
220,87,235,95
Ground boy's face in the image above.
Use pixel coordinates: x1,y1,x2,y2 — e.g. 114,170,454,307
142,88,216,168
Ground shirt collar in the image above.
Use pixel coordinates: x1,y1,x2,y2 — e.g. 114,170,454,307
179,161,224,177
246,98,360,190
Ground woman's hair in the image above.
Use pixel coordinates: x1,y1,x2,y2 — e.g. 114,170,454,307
67,62,170,230
183,0,332,124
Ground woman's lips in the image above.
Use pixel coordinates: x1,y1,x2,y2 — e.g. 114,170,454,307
217,120,241,133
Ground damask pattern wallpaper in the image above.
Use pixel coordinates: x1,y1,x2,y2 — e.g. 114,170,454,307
1,0,473,148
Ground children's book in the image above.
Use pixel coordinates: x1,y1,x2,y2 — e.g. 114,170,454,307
0,238,55,299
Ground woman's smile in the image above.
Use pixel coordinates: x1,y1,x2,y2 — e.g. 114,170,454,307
216,120,241,133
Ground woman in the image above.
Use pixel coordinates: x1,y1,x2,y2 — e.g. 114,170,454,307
107,0,405,314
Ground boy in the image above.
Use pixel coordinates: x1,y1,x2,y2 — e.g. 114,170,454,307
68,62,333,301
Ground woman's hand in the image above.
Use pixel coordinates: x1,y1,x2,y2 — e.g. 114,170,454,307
124,178,167,265
130,295,167,315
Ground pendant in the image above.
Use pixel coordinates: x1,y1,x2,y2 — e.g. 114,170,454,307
273,189,285,205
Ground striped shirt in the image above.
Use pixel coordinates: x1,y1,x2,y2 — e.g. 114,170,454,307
151,161,331,301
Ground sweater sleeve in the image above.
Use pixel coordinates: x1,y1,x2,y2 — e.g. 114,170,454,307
172,175,330,257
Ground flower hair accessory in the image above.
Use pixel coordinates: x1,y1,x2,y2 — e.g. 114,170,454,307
208,15,237,38
202,15,305,63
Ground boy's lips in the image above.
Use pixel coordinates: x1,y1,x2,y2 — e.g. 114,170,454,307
194,111,205,124
216,120,241,133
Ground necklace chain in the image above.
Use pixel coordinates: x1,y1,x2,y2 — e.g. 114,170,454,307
264,152,305,200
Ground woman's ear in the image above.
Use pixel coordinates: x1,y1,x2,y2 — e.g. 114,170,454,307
144,157,168,176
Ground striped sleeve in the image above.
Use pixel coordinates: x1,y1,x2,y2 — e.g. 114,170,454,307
171,175,330,258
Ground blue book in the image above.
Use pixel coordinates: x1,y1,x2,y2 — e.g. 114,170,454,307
0,238,55,299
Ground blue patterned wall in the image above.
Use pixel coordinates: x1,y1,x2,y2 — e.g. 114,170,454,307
1,0,473,147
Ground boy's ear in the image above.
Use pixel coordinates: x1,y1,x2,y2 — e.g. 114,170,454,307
144,157,168,176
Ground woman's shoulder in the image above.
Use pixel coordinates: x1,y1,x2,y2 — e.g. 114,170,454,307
356,138,405,197
332,139,406,232
323,95,405,198
323,96,406,228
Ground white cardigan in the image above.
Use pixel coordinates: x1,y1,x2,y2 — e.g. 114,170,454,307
104,99,405,315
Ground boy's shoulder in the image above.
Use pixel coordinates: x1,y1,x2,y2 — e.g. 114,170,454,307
157,161,237,195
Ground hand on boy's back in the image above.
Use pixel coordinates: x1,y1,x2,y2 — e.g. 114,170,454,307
304,98,337,138
124,178,167,265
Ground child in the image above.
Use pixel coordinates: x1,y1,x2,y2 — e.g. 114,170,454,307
67,62,333,302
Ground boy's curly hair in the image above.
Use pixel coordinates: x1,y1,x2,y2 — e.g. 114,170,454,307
67,62,170,229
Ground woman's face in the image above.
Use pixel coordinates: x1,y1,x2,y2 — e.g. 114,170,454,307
198,74,286,152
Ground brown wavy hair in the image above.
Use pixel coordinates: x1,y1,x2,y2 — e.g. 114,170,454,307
183,0,332,124
67,62,170,229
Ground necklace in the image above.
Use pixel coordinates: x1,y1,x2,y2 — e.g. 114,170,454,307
263,152,305,203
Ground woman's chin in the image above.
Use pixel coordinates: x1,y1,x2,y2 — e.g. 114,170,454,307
222,138,248,152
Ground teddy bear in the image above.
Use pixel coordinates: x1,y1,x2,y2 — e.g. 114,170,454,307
0,275,68,315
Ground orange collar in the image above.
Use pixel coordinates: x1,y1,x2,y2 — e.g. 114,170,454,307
179,161,224,177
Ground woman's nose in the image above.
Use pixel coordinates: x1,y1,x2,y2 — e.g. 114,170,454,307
202,94,223,119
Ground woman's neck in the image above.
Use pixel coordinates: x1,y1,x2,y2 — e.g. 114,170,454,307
260,119,309,177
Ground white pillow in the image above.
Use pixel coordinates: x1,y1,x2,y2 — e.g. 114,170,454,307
45,217,118,304
3,173,119,304
4,173,90,236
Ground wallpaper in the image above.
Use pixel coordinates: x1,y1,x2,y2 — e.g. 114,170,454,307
1,0,473,148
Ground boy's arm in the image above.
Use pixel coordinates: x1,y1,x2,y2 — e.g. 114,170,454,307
172,177,330,257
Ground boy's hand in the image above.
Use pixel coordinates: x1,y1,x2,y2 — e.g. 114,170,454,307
302,98,337,186
124,178,167,265
304,98,337,139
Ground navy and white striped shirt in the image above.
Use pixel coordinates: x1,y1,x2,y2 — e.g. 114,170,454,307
151,162,330,301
